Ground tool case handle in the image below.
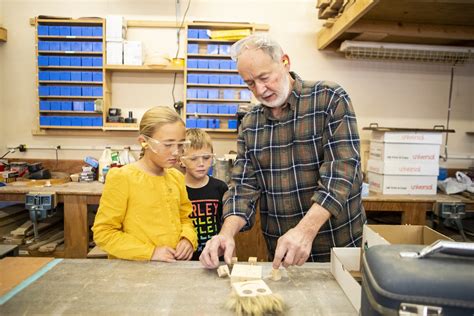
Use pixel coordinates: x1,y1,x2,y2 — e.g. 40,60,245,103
400,240,474,259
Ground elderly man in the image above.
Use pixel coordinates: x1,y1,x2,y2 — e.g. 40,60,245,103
200,34,366,269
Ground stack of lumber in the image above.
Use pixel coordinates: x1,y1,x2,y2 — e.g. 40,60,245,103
317,0,354,22
0,204,29,237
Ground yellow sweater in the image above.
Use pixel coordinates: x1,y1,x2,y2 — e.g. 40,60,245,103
92,164,197,260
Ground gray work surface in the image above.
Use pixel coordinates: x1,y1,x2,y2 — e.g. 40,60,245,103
1,259,356,315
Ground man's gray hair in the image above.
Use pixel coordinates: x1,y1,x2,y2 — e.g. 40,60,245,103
230,34,284,62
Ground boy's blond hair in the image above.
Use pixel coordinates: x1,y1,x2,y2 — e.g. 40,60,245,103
185,128,213,152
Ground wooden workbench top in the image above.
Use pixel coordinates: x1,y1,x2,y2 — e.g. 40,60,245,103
0,181,103,195
1,259,356,315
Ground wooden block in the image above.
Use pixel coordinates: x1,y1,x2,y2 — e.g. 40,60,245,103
231,279,273,297
230,264,262,283
271,268,282,281
231,257,238,265
248,257,257,265
217,265,230,278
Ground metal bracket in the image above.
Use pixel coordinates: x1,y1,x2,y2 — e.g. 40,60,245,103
399,302,443,316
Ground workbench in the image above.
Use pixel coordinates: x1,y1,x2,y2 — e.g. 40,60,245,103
0,258,356,315
0,181,472,259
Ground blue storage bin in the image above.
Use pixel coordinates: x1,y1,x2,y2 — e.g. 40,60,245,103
48,56,60,66
92,87,103,96
82,86,93,96
71,117,82,126
49,26,60,36
81,27,93,36
207,44,218,54
73,101,85,111
198,74,209,84
228,119,238,129
49,72,60,80
39,71,50,81
92,27,103,37
39,101,50,111
70,72,82,81
38,86,49,97
187,44,199,54
93,117,103,126
70,86,82,96
81,72,93,81
60,86,71,96
82,117,93,126
208,119,220,129
49,41,60,51
219,75,231,84
39,116,50,126
92,57,103,67
187,29,199,39
81,42,93,52
84,101,95,111
228,104,238,114
208,59,220,69
186,103,197,113
70,57,81,66
82,57,93,66
37,25,48,35
208,89,219,99
230,60,237,69
197,104,208,113
198,29,209,39
223,89,235,99
197,59,209,69
50,86,60,96
197,119,208,128
50,101,61,111
218,105,229,114
187,89,197,99
59,72,71,81
209,75,219,84
93,42,102,52
92,72,103,82
71,26,82,36
60,56,71,66
197,89,208,99
230,75,241,85
71,42,82,51
219,44,231,55
38,56,49,66
50,116,61,126
60,42,71,51
60,26,71,36
187,59,198,68
38,41,50,51
219,60,231,69
207,104,218,114
240,90,252,100
186,118,197,128
61,101,73,111
187,74,199,83
60,117,72,126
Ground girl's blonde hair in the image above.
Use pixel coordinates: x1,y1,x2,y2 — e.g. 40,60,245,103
184,128,213,153
139,106,184,158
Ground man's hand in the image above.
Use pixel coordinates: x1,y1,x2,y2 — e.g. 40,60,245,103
151,246,176,262
175,238,194,261
272,204,331,269
199,234,235,269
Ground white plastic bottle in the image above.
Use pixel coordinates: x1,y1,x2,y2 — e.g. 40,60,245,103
98,147,112,183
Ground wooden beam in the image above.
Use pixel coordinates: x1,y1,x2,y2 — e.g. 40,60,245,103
0,27,7,42
349,20,474,41
352,31,388,41
317,0,379,49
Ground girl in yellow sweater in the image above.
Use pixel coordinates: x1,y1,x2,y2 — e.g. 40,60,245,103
92,106,197,261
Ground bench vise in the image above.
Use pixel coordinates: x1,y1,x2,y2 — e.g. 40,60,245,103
25,192,57,240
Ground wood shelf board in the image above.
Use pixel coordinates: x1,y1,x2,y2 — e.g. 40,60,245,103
189,21,268,31
187,68,238,73
39,96,101,100
38,51,103,55
187,38,240,44
317,0,474,50
0,27,7,42
34,18,104,25
187,98,251,103
38,126,103,130
186,113,237,117
187,83,246,88
39,66,103,70
104,64,184,72
38,36,102,40
202,128,237,133
103,123,139,131
32,128,137,136
39,81,103,85
39,110,101,114
188,53,231,58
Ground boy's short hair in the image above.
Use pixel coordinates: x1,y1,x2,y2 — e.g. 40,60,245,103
185,128,213,152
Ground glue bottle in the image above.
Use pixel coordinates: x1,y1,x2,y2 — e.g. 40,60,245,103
98,147,112,183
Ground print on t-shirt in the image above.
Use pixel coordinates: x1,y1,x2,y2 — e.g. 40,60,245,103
190,199,219,253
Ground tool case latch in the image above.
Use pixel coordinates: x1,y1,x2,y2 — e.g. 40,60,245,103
399,303,443,316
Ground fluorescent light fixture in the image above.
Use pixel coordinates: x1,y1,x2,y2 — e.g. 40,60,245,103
339,41,474,64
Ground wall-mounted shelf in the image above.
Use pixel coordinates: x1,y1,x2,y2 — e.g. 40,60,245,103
317,0,474,50
0,27,7,42
104,64,184,73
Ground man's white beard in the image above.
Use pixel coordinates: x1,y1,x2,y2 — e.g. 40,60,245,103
259,74,291,108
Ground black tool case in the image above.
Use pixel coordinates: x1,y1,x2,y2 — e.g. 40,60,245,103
361,243,474,316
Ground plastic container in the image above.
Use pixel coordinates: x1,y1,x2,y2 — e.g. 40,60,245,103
98,147,113,183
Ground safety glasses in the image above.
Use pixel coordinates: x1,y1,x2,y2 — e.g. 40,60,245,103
180,153,215,165
230,34,277,61
142,135,190,154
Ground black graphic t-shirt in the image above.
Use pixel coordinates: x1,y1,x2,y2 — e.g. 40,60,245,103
186,176,228,260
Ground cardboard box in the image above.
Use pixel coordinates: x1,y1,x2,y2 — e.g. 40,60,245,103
106,15,126,41
106,41,123,65
367,159,439,176
368,171,437,195
330,247,361,312
369,141,440,163
123,40,143,65
370,131,442,145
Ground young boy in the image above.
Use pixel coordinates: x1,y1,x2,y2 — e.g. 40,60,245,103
180,129,228,260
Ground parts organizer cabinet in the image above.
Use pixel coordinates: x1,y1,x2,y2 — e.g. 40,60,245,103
35,18,105,130
184,22,261,134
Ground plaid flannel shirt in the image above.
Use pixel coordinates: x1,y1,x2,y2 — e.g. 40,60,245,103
223,72,366,262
